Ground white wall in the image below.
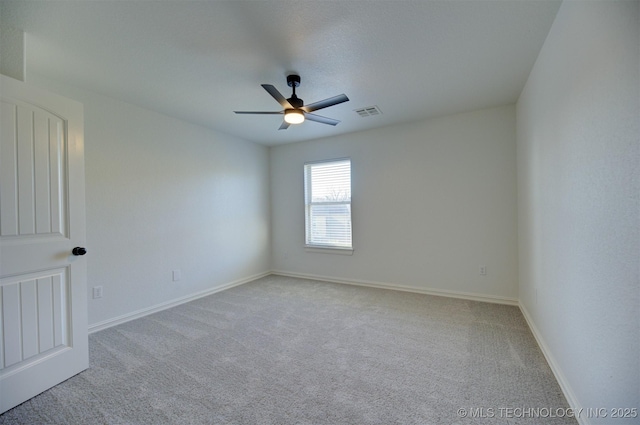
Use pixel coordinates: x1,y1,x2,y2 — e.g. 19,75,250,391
271,105,518,302
0,27,25,81
28,75,271,327
517,1,639,421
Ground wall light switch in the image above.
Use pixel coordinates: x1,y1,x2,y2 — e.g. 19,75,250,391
172,270,181,282
479,265,487,276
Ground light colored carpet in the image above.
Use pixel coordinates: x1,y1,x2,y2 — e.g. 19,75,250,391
0,275,576,424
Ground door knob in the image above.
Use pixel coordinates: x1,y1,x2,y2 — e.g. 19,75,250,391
72,247,87,256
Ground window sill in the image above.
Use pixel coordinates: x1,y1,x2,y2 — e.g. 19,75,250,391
304,246,354,255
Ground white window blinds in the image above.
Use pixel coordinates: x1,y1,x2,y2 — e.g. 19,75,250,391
304,159,352,249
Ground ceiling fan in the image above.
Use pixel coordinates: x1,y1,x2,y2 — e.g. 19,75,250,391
234,75,349,130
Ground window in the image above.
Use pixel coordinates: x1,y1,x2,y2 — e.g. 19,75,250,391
304,159,352,250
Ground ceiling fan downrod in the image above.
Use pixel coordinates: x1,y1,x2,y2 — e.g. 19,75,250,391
286,75,303,108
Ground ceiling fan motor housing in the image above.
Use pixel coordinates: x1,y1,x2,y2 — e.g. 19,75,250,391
287,95,303,108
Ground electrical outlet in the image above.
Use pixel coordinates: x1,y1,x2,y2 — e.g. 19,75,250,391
479,265,487,276
93,286,103,299
172,270,181,282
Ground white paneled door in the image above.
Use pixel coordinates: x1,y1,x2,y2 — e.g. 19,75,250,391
0,75,88,413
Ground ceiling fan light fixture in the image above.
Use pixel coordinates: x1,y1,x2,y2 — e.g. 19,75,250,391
284,109,305,124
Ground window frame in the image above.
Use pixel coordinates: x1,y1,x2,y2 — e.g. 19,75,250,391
303,158,353,254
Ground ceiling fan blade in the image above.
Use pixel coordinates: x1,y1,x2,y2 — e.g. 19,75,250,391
234,111,283,114
262,84,293,109
302,94,349,113
304,113,340,126
278,121,290,130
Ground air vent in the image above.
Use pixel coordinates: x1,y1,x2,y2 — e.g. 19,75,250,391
354,106,382,117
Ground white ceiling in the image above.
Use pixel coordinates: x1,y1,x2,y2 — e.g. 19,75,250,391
1,0,561,146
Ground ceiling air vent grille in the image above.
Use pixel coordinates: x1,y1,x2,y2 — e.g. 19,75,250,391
354,106,382,117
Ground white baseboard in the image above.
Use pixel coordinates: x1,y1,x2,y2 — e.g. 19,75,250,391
270,270,519,306
519,302,588,425
88,271,270,334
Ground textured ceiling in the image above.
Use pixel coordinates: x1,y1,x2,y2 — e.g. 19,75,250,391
1,0,561,146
